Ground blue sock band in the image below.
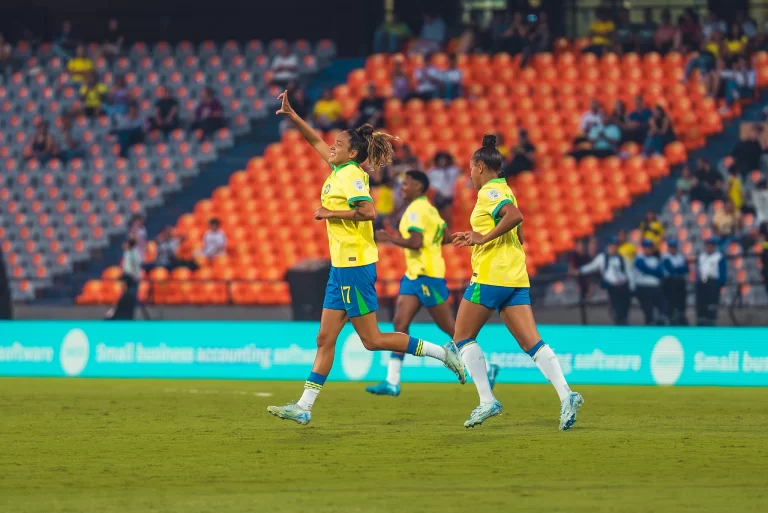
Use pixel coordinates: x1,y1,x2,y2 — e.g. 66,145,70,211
391,352,406,361
526,340,546,358
455,338,476,350
306,371,327,389
405,336,424,356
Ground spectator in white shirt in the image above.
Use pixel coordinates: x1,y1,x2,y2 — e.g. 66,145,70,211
751,179,768,224
580,100,603,134
197,218,227,259
573,236,633,325
121,237,142,283
438,54,462,100
412,12,447,54
128,214,147,261
696,237,727,325
721,56,756,111
426,152,460,226
270,46,300,87
412,59,441,101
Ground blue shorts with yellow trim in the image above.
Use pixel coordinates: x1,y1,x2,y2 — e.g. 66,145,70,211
323,263,379,317
463,282,530,312
399,275,449,308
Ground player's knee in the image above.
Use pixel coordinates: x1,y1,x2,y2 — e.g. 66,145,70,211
316,332,335,349
358,334,382,351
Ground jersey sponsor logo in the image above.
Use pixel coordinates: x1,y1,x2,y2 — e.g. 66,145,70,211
323,184,331,195
488,189,501,201
353,179,365,191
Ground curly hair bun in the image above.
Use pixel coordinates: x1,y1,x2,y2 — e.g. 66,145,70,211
481,134,497,148
356,124,374,141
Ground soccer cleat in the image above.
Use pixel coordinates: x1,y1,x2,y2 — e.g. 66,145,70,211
487,364,500,390
443,341,466,384
267,401,311,425
559,392,584,431
365,381,401,397
464,401,503,428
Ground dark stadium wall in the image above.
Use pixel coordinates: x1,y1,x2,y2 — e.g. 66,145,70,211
0,0,374,55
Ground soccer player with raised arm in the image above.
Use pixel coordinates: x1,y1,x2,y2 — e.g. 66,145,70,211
266,91,465,425
366,170,500,396
452,135,583,430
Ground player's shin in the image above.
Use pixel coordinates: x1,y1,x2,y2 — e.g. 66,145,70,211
456,338,496,404
297,371,326,410
527,340,571,401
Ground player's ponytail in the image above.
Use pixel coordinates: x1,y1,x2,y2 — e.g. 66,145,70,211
348,124,399,173
472,133,504,173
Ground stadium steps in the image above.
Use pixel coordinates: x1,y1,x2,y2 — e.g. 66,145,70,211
540,92,768,276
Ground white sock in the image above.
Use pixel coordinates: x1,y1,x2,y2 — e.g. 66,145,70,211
531,344,571,402
417,341,446,361
459,342,496,404
297,388,319,410
485,358,491,373
386,355,403,385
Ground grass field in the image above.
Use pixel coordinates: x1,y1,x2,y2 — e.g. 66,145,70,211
2,378,767,513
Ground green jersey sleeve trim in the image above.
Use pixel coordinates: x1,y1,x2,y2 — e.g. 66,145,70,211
348,195,373,207
491,199,513,220
407,227,424,233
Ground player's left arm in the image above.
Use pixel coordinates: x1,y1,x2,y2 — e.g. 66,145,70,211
315,170,377,221
377,229,423,250
454,202,523,247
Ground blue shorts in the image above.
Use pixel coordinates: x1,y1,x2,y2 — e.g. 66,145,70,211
463,282,530,312
323,263,379,317
399,275,449,308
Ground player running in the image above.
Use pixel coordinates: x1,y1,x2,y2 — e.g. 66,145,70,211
452,134,583,430
366,170,500,396
266,91,465,425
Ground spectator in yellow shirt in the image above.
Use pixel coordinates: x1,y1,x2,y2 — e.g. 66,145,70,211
68,45,93,83
727,167,744,210
584,8,616,55
312,89,344,131
80,72,108,117
639,210,665,249
617,230,636,262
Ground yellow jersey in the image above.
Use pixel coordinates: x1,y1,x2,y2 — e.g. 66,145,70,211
590,20,615,46
321,161,378,268
469,178,529,287
398,196,447,280
68,57,94,82
80,82,107,109
618,242,636,263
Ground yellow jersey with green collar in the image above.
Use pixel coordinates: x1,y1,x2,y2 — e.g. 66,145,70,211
398,196,447,280
321,161,378,268
469,177,529,287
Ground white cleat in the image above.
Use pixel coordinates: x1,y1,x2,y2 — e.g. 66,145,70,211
464,401,503,428
443,341,466,384
559,392,584,431
267,401,311,425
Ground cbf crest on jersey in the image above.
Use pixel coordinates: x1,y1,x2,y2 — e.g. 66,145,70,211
488,189,500,200
353,179,365,191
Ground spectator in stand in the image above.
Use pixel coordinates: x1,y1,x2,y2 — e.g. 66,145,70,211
639,210,665,249
113,101,145,157
391,57,411,101
583,7,615,56
727,167,744,211
696,237,726,326
426,152,460,224
701,10,727,41
643,105,673,156
489,11,512,53
27,121,57,163
676,165,695,199
149,86,179,136
149,226,198,272
56,114,85,162
312,89,344,131
712,199,742,246
455,22,479,55
437,54,462,100
120,237,142,289
691,158,719,205
495,132,511,164
654,9,678,54
412,12,447,54
683,31,722,95
753,179,768,224
79,72,108,117
411,57,440,101
675,8,702,52
634,239,666,325
54,20,79,59
0,33,12,74
68,44,93,83
103,74,131,117
731,124,764,177
521,11,550,67
635,8,658,54
568,239,593,304
724,23,749,63
128,214,148,261
351,83,385,129
662,239,689,325
196,218,227,260
615,8,635,53
270,45,300,88
626,95,653,144
612,100,629,139
505,128,535,177
498,12,528,55
735,10,758,41
373,12,412,54
587,111,621,158
102,18,124,59
617,229,636,263
574,236,633,325
580,100,602,134
190,87,225,141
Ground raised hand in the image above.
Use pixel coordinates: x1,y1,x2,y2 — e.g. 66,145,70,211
275,90,294,116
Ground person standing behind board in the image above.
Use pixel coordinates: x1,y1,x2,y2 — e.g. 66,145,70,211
633,239,666,325
696,237,727,326
661,239,690,325
573,236,634,325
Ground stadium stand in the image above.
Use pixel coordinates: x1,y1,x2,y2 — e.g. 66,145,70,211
75,39,768,307
1,38,335,303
